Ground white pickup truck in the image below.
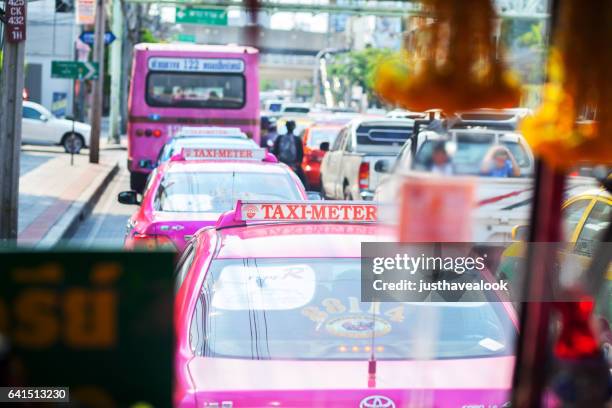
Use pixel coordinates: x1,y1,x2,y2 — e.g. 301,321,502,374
375,127,597,241
319,118,414,200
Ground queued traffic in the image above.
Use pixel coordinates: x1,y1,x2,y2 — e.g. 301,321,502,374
110,43,611,407
117,112,610,407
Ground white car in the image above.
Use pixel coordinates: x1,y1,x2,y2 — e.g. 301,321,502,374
21,101,91,153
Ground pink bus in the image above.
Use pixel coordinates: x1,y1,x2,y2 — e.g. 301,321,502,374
127,43,260,191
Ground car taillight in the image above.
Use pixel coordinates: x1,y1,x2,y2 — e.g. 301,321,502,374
359,162,370,190
132,233,176,251
554,297,600,359
306,150,321,163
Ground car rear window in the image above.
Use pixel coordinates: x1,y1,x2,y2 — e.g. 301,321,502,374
154,171,301,212
283,107,310,114
190,258,516,360
268,103,282,112
355,125,412,149
306,128,341,148
414,136,530,175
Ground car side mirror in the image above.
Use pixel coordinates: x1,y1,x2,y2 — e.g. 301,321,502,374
511,224,529,242
319,142,330,152
39,114,49,122
117,190,140,205
306,191,323,201
374,159,390,173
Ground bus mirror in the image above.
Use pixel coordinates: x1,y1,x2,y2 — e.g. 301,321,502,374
511,224,529,241
319,142,330,152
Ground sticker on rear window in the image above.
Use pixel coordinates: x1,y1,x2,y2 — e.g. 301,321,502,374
212,264,315,310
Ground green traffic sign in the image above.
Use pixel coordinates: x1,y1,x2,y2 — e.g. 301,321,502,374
51,61,99,80
177,33,197,43
0,251,175,407
175,7,228,25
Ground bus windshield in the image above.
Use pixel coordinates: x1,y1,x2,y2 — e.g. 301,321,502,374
146,72,245,109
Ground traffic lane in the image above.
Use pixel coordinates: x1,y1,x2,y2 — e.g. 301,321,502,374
67,166,133,248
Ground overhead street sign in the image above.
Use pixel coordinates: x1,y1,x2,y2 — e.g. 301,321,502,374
175,7,228,25
51,61,99,80
79,31,116,46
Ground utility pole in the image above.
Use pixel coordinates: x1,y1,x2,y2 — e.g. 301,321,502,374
0,0,27,242
108,0,122,144
89,0,105,163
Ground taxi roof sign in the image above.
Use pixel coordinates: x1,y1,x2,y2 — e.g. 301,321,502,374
175,126,247,138
232,200,378,224
176,147,267,161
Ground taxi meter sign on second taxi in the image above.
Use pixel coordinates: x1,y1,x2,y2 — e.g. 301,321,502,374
0,251,174,407
237,201,378,223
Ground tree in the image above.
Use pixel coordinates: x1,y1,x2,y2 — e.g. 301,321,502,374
328,47,395,106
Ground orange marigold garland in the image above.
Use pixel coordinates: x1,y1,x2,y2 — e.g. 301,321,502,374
520,0,612,169
374,0,521,113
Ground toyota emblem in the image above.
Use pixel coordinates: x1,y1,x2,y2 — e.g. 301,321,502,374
359,395,396,408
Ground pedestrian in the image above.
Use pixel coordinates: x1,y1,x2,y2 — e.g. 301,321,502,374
272,120,308,188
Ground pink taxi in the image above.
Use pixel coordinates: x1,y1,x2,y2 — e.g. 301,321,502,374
117,147,307,252
174,201,518,408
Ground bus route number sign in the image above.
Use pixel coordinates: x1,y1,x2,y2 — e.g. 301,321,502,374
5,0,26,43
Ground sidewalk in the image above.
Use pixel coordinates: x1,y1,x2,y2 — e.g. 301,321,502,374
17,140,124,247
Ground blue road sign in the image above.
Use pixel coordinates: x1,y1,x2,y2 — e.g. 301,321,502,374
79,31,116,46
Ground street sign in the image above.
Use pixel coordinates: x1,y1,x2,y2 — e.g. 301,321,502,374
51,61,99,80
175,7,228,25
0,251,175,407
5,0,27,43
177,33,196,43
79,31,116,46
51,92,68,117
75,0,95,25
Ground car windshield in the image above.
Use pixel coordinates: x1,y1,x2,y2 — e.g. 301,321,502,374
307,128,341,148
191,258,516,360
414,136,530,175
154,171,302,212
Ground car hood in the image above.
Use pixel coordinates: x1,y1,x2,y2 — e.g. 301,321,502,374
181,356,514,408
55,118,91,133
